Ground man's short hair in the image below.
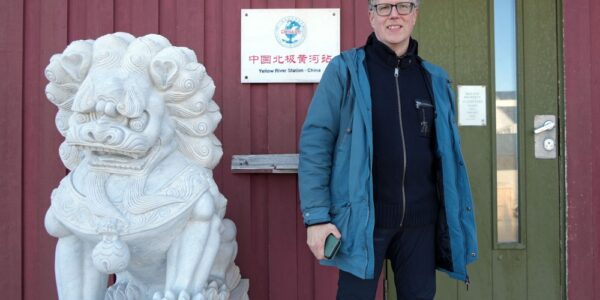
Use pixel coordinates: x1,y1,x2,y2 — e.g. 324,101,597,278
368,0,420,8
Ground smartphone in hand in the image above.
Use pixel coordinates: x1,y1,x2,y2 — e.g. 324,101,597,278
324,233,341,259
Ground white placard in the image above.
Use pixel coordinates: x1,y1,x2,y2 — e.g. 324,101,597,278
458,85,487,126
241,9,340,83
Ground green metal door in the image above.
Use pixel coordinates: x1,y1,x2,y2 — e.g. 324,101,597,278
385,0,564,299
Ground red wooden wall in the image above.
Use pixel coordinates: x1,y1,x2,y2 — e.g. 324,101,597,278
564,0,600,299
0,0,24,298
0,0,380,299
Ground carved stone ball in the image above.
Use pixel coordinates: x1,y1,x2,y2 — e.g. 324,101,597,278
92,235,131,274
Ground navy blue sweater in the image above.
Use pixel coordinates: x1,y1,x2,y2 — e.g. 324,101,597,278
365,34,439,228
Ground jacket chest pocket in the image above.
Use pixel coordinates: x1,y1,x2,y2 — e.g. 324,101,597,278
415,99,435,138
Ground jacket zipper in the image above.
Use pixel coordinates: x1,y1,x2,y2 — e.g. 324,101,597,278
394,63,407,227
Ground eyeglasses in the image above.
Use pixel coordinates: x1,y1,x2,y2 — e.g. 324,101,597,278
371,2,416,16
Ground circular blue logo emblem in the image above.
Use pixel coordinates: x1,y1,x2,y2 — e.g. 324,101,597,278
275,16,307,48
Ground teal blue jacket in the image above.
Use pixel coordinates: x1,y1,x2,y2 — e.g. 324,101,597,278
298,47,478,281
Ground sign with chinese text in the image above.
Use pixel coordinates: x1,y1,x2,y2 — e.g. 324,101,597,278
458,85,487,126
241,9,340,83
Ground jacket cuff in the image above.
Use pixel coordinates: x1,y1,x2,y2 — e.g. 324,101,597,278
302,207,331,227
304,221,331,228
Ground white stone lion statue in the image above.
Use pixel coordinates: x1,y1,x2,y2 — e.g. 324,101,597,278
43,32,249,300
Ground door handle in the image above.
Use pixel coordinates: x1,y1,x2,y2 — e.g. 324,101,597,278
533,120,555,134
534,115,557,159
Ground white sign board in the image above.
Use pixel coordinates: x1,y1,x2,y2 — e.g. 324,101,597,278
241,9,340,83
458,85,487,126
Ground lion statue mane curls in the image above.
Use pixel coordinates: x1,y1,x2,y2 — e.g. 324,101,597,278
43,33,248,300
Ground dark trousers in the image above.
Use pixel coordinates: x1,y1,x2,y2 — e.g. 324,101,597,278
336,224,436,300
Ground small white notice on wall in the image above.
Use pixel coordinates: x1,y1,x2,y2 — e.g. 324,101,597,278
241,9,340,83
458,85,487,126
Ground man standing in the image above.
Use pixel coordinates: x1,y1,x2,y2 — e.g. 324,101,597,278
298,1,478,299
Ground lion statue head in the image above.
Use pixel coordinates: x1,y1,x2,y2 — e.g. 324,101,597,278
44,32,222,175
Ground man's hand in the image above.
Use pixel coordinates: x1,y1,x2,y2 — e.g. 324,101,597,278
306,223,341,260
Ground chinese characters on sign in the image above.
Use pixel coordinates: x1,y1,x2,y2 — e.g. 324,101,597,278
247,54,333,65
241,9,340,83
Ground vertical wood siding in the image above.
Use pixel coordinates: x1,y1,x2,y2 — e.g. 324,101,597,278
565,0,600,299
0,0,384,299
22,0,68,298
0,0,24,299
